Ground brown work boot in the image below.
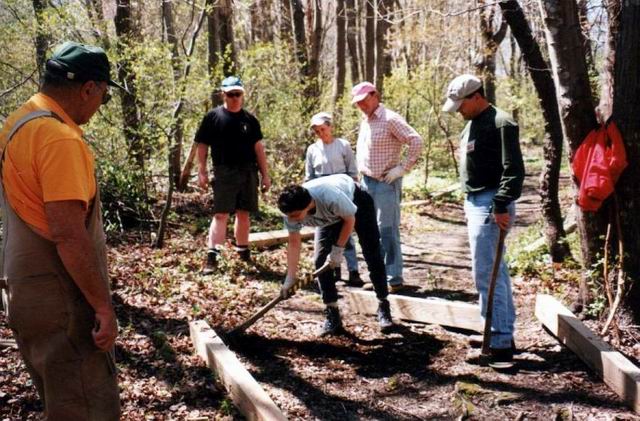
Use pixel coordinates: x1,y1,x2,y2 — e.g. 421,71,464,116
235,245,251,262
202,249,219,275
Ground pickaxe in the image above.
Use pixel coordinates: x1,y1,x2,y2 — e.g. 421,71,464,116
226,262,332,338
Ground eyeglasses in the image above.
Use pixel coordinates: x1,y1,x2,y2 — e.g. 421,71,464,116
225,91,243,98
101,87,112,105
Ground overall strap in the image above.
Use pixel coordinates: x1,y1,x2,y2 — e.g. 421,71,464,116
1,110,64,164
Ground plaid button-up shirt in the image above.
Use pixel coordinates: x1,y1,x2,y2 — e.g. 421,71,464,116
356,104,423,180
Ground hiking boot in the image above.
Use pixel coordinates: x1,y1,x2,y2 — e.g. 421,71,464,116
389,283,405,294
320,306,344,336
333,267,342,282
202,250,219,275
377,300,394,333
488,347,515,370
345,270,364,287
468,335,517,353
236,246,251,262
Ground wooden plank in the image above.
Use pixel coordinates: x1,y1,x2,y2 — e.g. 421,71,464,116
189,320,288,421
0,339,17,349
523,221,577,253
248,227,314,248
535,294,640,413
346,289,483,332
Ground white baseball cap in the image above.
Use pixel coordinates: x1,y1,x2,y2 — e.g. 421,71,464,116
442,74,483,112
351,81,377,104
310,112,332,128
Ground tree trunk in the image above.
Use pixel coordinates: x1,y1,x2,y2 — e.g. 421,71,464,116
499,0,570,263
206,0,221,104
539,0,604,309
597,0,620,123
477,1,507,104
217,0,236,76
84,0,111,49
162,0,184,189
291,0,308,76
611,1,640,321
308,0,322,98
364,0,375,82
32,0,51,78
251,0,274,43
279,0,293,42
333,0,347,107
114,0,145,168
374,0,393,92
345,0,360,83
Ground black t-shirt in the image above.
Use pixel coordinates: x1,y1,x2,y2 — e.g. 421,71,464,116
195,106,263,166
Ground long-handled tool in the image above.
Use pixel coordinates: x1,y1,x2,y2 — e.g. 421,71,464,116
481,228,507,356
226,262,332,337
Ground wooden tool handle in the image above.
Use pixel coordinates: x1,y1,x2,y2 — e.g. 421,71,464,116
481,228,507,355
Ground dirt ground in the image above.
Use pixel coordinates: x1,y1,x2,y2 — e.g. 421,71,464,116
2,174,640,420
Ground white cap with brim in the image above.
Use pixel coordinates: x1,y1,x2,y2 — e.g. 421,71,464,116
310,112,332,127
221,76,245,93
442,74,482,112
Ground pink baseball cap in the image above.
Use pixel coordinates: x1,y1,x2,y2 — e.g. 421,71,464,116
351,81,377,104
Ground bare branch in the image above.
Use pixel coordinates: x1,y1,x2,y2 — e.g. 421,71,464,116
0,69,39,99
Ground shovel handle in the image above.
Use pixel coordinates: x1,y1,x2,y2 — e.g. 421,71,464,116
481,228,507,355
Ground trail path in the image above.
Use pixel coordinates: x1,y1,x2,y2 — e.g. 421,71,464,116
234,174,637,420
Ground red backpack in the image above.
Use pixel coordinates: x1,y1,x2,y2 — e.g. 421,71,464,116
571,121,627,211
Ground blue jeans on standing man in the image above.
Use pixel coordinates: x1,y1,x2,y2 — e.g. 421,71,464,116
464,188,516,349
360,175,403,286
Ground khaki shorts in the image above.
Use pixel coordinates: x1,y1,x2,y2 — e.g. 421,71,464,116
211,164,259,213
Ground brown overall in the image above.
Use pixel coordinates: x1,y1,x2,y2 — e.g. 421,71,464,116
1,112,120,420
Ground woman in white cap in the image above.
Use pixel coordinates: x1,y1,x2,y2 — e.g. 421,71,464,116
305,112,363,287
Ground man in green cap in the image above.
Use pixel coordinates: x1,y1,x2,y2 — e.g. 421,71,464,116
195,76,271,273
1,41,120,420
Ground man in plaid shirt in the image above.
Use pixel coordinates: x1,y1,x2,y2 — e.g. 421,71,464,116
352,81,423,292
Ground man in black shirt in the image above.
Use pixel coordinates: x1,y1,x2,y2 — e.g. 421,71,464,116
443,74,524,368
195,76,271,273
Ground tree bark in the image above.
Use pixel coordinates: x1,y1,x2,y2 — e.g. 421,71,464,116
375,0,393,92
345,0,360,82
333,0,347,107
611,1,640,321
539,0,604,308
279,0,293,42
291,0,309,76
217,0,236,76
477,1,507,104
114,0,145,168
364,0,375,82
308,0,322,98
499,0,570,263
32,0,51,78
597,0,620,123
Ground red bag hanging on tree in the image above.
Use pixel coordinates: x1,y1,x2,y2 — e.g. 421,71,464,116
571,121,627,212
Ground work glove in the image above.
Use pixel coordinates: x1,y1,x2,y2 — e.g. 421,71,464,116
280,274,297,299
383,165,405,184
325,245,345,269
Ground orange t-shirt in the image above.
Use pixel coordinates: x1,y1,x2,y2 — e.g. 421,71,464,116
0,93,96,237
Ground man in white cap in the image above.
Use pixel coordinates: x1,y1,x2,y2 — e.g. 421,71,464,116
196,76,271,274
442,74,524,368
351,81,423,292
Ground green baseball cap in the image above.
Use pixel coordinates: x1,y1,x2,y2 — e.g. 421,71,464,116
45,41,125,90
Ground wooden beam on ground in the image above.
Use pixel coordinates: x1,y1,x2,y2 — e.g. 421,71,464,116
535,294,640,414
401,183,460,208
522,221,577,253
248,227,314,248
190,320,287,421
346,289,482,332
0,339,17,349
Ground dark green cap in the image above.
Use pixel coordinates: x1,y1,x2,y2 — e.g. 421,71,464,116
45,41,125,90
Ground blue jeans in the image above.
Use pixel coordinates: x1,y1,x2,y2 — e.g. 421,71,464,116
360,175,403,285
464,189,516,349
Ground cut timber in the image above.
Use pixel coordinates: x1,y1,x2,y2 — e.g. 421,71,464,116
0,339,17,349
248,227,314,248
346,289,482,332
535,294,640,414
401,183,460,208
189,320,287,421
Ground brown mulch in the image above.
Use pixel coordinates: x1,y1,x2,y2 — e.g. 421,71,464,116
2,175,640,420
